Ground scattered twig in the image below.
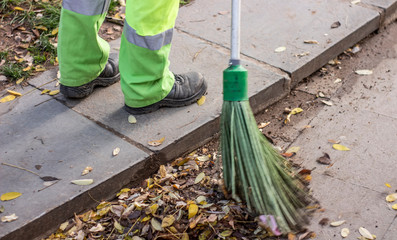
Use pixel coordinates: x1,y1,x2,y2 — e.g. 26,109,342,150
1,162,40,176
38,180,60,192
192,47,206,62
123,217,141,239
105,226,116,240
87,192,101,204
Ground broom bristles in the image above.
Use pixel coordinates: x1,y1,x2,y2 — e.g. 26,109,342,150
221,101,310,233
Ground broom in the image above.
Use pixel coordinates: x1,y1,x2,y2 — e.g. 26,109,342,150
220,0,310,234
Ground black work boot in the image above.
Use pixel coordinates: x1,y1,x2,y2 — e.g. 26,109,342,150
124,72,207,115
60,57,120,98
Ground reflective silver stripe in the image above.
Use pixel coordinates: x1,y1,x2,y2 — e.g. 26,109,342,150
123,21,173,51
62,0,111,16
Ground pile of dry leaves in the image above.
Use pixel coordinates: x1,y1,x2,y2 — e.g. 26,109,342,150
44,149,315,240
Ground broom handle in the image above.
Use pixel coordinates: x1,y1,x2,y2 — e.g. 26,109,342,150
230,0,241,66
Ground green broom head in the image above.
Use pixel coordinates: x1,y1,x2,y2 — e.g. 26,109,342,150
221,64,310,234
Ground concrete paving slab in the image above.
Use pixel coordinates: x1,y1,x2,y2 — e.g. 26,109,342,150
290,105,397,192
339,58,397,119
177,0,380,84
307,173,395,239
58,30,289,162
0,89,149,240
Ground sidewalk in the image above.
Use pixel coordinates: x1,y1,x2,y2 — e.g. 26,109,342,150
1,1,396,239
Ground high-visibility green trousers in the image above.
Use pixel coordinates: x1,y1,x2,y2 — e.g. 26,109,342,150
58,0,179,107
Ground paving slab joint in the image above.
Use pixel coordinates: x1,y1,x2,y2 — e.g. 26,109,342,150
358,2,386,27
77,111,155,156
175,27,292,79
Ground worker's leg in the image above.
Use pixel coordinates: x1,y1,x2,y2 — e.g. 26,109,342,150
58,0,119,98
121,0,206,113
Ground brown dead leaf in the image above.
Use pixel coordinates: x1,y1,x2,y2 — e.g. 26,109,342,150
331,21,341,28
81,166,93,176
318,218,329,226
159,165,167,178
281,152,296,158
304,40,319,44
316,153,331,165
189,213,202,228
288,233,297,240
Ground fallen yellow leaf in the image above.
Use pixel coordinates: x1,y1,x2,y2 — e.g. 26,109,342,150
112,147,120,156
359,227,374,240
304,40,319,44
0,95,16,103
148,137,165,147
341,228,349,238
194,172,205,184
161,215,175,228
128,115,137,124
114,220,124,233
6,90,22,96
35,65,46,72
13,7,24,11
286,146,300,154
386,193,397,202
116,188,130,197
14,56,24,63
220,230,233,237
385,183,391,188
81,166,93,176
49,90,60,96
330,220,346,227
23,66,32,72
35,25,48,31
149,203,159,215
51,28,59,35
59,221,69,231
71,179,94,185
333,144,350,151
41,89,50,95
258,122,271,129
16,78,24,85
1,192,22,201
197,96,206,106
274,46,286,52
1,213,18,222
290,107,303,115
188,203,198,219
355,69,373,75
96,201,111,210
304,174,312,182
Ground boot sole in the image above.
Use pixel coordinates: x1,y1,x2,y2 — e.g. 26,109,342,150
60,73,120,99
125,80,208,115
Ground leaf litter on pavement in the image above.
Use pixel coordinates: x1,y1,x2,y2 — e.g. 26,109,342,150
45,149,316,240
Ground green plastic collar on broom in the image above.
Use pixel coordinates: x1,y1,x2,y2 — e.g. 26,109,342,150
223,64,248,101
